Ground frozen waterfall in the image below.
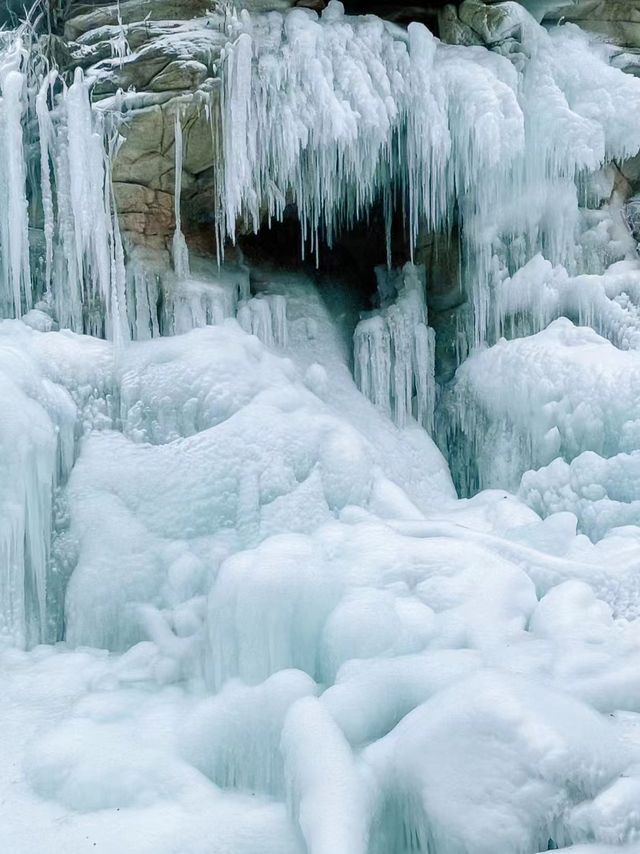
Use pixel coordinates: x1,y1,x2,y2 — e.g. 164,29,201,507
3,2,640,854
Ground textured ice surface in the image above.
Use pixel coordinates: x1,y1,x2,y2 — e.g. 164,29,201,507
3,267,640,853
443,318,640,494
520,451,640,542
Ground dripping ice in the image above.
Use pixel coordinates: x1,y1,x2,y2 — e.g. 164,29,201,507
219,0,640,342
354,263,435,433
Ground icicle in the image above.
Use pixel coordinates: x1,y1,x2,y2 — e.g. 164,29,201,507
0,43,31,318
35,72,57,296
106,127,131,349
111,0,130,67
172,109,191,279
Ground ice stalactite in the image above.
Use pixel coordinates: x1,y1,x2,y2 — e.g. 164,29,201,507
0,39,31,319
0,36,128,341
172,109,191,280
354,264,435,433
35,71,57,297
62,70,130,343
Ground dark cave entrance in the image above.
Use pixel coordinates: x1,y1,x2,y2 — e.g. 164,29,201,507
235,202,466,383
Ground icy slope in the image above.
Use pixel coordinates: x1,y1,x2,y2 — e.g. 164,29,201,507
2,270,640,853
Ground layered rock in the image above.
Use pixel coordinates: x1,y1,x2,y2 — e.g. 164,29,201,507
59,0,223,252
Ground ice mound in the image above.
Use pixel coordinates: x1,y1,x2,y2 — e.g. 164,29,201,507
520,451,640,541
2,649,303,854
56,273,453,657
442,318,640,494
365,671,627,853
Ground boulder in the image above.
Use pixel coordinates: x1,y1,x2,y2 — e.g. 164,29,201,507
544,1,640,48
438,5,484,45
148,60,209,93
458,0,532,44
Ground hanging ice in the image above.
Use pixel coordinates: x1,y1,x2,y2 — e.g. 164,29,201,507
0,39,31,318
354,263,435,432
172,110,191,280
220,1,640,344
0,34,128,339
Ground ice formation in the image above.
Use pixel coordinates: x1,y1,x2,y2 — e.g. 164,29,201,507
442,318,640,493
354,263,435,432
3,1,640,853
220,0,640,343
171,110,191,280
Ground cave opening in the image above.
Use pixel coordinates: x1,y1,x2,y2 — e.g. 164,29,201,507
232,200,466,383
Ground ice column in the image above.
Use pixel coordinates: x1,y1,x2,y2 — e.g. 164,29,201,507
354,264,435,433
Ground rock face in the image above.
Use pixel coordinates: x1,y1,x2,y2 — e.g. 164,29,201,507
63,0,211,40
59,0,224,252
544,1,640,49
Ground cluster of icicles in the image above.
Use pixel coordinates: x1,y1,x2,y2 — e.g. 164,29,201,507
0,32,128,340
354,264,435,434
220,0,640,347
0,29,287,349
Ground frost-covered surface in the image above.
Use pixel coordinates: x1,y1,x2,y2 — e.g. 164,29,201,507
4,268,640,852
